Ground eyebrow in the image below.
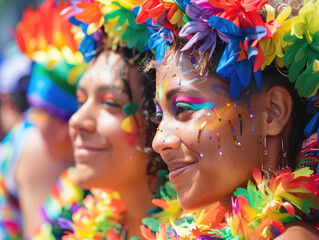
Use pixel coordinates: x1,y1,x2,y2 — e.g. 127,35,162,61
154,86,200,106
77,84,127,94
166,86,200,101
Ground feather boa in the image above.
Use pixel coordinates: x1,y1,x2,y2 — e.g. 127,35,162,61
141,167,319,240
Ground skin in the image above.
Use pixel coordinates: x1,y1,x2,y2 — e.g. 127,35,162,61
153,50,319,239
69,50,154,239
0,93,23,137
15,112,74,237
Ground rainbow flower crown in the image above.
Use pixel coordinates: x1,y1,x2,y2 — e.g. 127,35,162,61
16,0,87,119
63,0,169,62
135,0,319,139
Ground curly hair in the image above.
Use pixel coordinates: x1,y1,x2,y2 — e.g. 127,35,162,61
113,48,167,193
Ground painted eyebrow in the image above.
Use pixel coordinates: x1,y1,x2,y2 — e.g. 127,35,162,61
154,86,200,107
166,86,200,101
77,84,127,94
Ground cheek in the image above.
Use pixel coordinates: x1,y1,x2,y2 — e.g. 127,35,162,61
97,111,138,148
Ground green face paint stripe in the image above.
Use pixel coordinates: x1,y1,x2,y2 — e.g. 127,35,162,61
123,101,139,116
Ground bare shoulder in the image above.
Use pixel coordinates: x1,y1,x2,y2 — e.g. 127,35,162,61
275,221,319,240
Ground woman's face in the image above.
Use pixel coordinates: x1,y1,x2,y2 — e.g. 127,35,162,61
153,51,266,210
27,107,72,160
69,51,147,189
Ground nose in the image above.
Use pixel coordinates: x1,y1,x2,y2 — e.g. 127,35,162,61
69,102,96,134
152,120,181,155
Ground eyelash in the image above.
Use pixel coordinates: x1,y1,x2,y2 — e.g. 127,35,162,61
154,102,192,125
175,102,192,116
101,98,122,108
155,107,163,124
76,95,123,108
77,94,87,108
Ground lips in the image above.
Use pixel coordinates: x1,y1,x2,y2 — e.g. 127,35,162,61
74,144,109,160
167,160,196,182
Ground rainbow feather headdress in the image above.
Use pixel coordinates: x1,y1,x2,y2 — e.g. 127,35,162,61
62,0,168,62
136,0,319,139
141,167,319,240
16,0,87,119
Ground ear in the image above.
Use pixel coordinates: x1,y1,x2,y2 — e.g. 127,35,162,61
263,85,293,136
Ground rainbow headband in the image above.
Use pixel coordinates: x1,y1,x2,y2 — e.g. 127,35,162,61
16,0,87,119
136,0,319,138
136,0,319,98
62,0,170,62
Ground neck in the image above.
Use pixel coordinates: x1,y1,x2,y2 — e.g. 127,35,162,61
117,176,154,240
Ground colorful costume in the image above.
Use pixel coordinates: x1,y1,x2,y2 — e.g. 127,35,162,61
55,0,168,238
0,119,33,239
141,167,319,240
0,48,32,240
0,0,87,238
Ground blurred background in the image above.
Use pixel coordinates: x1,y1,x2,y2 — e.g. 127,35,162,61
0,0,43,57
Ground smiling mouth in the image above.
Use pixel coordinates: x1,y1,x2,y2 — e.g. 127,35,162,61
74,146,108,160
167,161,196,182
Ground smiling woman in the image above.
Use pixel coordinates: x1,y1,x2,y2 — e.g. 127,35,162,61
70,50,153,191
137,0,319,239
58,1,168,239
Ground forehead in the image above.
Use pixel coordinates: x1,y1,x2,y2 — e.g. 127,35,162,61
80,51,125,87
156,51,230,101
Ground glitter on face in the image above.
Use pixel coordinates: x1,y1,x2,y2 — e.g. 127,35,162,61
197,121,208,143
177,52,183,70
189,77,199,83
216,129,222,156
211,105,222,121
248,104,255,132
228,120,240,146
183,69,192,75
199,152,204,158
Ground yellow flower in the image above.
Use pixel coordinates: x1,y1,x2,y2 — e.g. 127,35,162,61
260,5,300,70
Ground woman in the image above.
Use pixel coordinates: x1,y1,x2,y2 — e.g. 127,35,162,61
137,0,319,239
7,0,87,238
60,1,167,239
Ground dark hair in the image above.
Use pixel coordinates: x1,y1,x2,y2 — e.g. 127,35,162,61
93,47,167,193
10,75,30,113
121,48,167,193
258,66,308,168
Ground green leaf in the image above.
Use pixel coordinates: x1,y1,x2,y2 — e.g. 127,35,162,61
142,217,161,232
289,53,307,82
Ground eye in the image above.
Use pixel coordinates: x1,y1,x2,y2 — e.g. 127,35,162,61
175,102,191,116
101,95,123,108
76,92,87,108
102,98,122,108
77,99,86,108
155,106,163,124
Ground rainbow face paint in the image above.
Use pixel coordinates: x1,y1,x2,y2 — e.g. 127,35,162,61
174,96,222,122
177,52,183,70
197,121,208,143
121,101,139,146
100,94,123,107
248,104,255,132
228,120,241,146
156,106,163,122
216,129,222,156
158,81,168,100
229,102,242,135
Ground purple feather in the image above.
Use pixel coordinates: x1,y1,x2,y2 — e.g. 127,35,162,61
58,217,74,232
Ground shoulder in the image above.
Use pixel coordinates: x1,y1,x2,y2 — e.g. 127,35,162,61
275,221,319,240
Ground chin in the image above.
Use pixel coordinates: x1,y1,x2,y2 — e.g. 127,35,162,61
75,164,99,189
177,189,217,211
